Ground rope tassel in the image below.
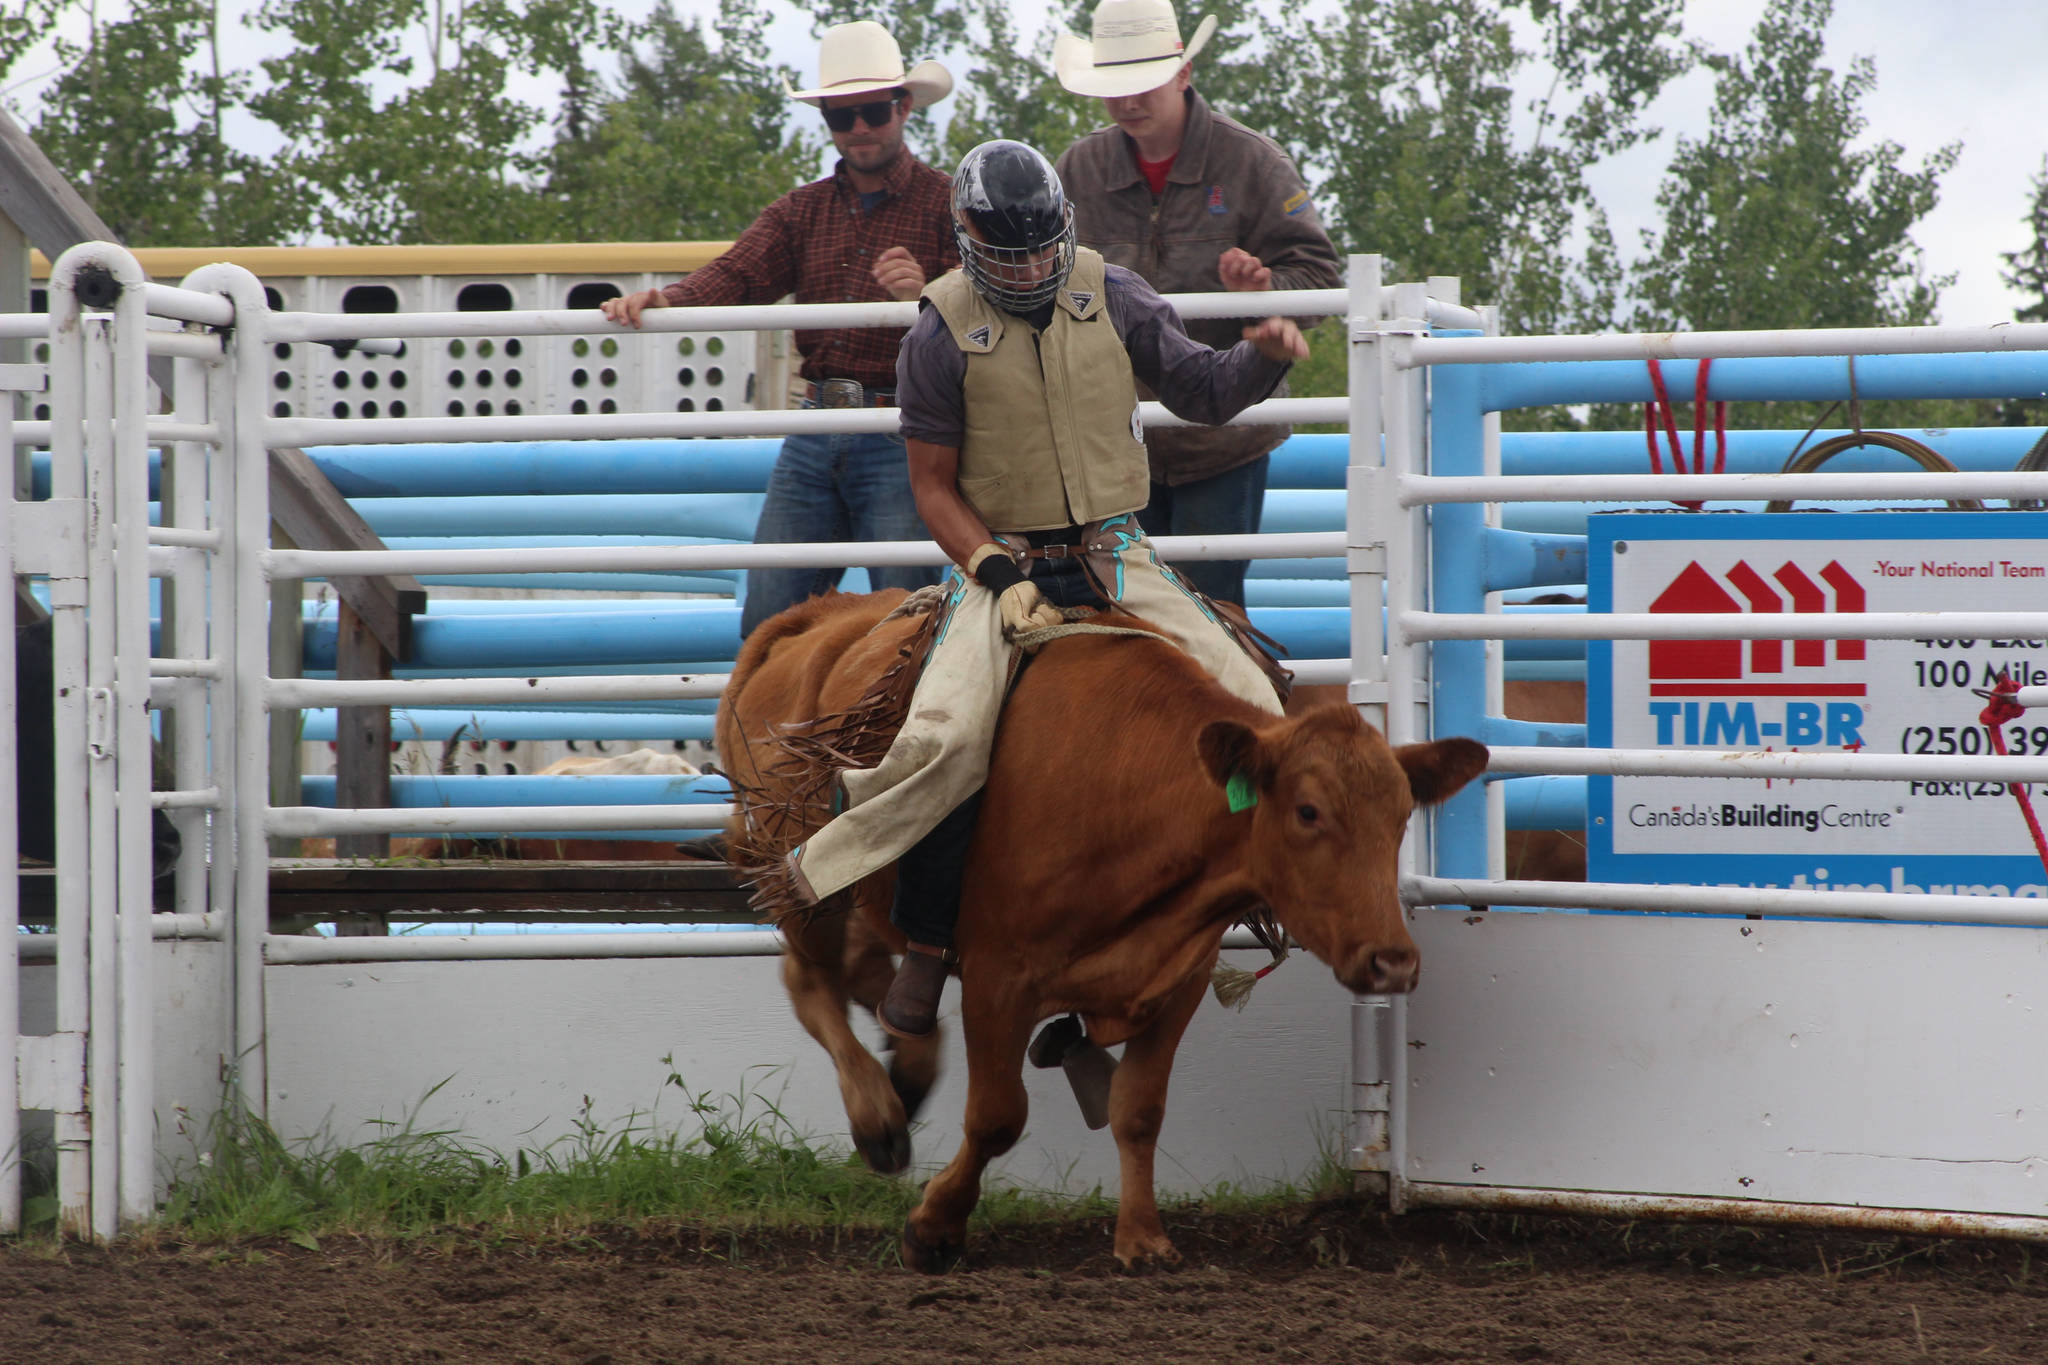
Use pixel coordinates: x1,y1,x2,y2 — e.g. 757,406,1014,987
1643,357,1726,510
1211,950,1288,1011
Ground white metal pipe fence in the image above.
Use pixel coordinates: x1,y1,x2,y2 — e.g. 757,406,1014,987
1405,470,2048,504
1407,875,2048,925
1396,318,2048,366
1374,265,2048,1241
34,240,2048,1241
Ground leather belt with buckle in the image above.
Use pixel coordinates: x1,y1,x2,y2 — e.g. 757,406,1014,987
1017,525,1094,561
799,378,897,409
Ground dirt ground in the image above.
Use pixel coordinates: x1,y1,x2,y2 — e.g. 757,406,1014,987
3,1202,2043,1364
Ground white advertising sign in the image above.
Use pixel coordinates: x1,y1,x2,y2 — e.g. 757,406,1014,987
1588,512,2048,895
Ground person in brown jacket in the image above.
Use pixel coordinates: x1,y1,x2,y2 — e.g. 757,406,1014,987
1054,0,1341,607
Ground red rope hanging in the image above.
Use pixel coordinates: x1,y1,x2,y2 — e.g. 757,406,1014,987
1643,358,1728,510
1978,673,2048,880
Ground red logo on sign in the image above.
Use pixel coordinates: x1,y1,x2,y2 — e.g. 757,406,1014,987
1647,560,1866,696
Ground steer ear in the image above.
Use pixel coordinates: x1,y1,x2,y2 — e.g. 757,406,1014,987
1396,738,1490,806
1198,719,1273,793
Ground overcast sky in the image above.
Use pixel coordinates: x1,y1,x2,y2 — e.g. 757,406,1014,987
15,0,2045,325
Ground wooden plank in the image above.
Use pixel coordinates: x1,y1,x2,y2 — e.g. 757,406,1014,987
331,602,392,879
268,446,425,660
0,108,115,255
273,857,754,928
0,211,26,368
0,108,174,398
20,861,753,923
270,860,746,893
15,578,46,625
269,526,305,857
282,894,755,921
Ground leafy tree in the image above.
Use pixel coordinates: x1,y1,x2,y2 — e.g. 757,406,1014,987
28,0,308,245
1629,0,1955,335
0,0,63,90
1620,0,1964,436
2002,157,2048,327
937,0,1097,167
1992,157,2048,428
250,0,636,243
1230,0,1692,339
536,0,818,241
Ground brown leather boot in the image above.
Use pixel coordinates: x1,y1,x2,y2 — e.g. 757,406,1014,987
879,943,954,1041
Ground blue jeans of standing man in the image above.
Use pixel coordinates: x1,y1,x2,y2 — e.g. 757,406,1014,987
1133,453,1270,608
740,424,941,639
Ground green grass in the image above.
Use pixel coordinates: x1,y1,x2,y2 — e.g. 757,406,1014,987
12,1058,1347,1250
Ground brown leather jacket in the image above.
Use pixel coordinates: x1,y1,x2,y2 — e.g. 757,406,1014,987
1055,90,1340,485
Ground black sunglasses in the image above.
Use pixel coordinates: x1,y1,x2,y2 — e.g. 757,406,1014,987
821,98,901,133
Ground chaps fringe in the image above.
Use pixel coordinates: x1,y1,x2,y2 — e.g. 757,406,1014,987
725,596,948,927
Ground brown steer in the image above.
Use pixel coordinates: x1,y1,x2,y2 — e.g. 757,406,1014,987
715,591,1487,1271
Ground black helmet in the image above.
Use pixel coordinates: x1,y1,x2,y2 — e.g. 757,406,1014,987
951,140,1077,313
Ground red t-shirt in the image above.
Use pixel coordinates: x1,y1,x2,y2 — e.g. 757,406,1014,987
1136,152,1177,197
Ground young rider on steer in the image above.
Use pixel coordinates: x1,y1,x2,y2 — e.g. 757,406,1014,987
774,140,1306,1039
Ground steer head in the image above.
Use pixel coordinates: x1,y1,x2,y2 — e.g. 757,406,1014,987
1198,704,1488,995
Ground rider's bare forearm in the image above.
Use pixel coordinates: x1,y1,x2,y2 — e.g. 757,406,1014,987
907,439,999,567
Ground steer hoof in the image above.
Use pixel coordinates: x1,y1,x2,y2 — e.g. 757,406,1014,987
901,1218,962,1275
1114,1242,1183,1273
854,1126,912,1176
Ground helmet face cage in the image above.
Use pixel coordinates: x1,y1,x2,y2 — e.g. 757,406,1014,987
954,205,1076,313
951,140,1078,313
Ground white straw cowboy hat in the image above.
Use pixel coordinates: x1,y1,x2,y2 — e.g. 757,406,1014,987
1054,0,1217,99
785,21,953,109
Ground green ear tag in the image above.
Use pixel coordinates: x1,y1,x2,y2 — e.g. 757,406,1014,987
1225,771,1259,813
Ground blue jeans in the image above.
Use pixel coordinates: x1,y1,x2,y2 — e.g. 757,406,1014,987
1133,453,1270,607
740,425,942,640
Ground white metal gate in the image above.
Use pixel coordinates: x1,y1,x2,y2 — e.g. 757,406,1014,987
17,239,2048,1243
1366,300,2048,1239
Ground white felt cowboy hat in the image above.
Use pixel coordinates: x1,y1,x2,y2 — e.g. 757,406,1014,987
784,21,953,109
1054,0,1217,99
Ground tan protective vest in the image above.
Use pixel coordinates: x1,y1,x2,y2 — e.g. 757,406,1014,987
923,249,1149,532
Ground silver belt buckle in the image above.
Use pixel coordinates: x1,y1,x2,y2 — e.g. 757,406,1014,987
817,378,865,409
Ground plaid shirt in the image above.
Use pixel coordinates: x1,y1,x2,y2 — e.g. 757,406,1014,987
661,153,957,391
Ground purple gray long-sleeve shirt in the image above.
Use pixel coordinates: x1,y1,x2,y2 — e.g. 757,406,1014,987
895,264,1290,449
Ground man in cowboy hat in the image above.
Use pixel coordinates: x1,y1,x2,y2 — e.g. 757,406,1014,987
602,21,957,638
1054,0,1340,608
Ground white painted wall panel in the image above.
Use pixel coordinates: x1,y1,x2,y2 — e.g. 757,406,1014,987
18,942,232,1193
1405,909,2048,1216
264,947,1352,1195
148,943,236,1174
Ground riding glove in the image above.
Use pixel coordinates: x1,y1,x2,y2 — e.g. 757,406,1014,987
966,542,1064,639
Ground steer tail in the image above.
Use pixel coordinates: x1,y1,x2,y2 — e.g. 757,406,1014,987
727,596,948,927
